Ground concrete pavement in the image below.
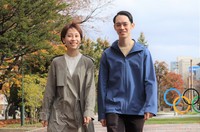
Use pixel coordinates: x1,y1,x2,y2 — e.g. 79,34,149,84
25,115,200,132
25,120,200,132
0,114,199,132
93,119,200,132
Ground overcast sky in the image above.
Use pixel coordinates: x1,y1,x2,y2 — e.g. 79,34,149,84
86,0,200,65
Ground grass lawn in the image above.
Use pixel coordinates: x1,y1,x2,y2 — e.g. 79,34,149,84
4,123,43,128
145,116,200,124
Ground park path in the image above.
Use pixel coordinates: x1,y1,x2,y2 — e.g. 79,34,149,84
0,114,199,132
26,121,200,132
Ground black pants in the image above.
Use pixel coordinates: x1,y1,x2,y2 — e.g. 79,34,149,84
106,113,145,132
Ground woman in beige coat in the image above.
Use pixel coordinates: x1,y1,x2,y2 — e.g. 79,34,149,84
40,22,96,132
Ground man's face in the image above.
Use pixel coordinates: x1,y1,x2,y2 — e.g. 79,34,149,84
114,15,135,39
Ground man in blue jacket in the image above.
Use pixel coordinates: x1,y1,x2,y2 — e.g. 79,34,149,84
98,11,157,132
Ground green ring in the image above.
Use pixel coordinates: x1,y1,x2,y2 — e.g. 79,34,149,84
191,96,200,113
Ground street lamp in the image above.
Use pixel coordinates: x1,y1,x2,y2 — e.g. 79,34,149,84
21,56,25,126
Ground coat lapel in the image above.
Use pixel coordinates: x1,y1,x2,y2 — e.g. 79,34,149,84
59,55,79,98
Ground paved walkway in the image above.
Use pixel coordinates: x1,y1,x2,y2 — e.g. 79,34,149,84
94,121,200,132
24,121,200,132
0,122,199,132
0,115,199,132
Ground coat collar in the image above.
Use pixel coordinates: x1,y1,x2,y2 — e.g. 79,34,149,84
111,39,144,54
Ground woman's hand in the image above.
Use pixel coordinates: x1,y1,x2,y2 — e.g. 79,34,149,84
41,120,48,127
84,117,92,125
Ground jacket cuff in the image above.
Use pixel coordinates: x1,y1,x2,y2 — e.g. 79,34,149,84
39,112,49,121
98,113,105,121
84,110,95,119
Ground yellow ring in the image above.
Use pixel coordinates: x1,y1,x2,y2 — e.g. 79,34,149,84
173,96,191,114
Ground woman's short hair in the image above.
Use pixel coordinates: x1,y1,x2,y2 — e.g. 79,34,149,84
60,22,83,44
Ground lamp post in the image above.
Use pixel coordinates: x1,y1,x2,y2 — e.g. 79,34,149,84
190,59,193,112
21,56,25,126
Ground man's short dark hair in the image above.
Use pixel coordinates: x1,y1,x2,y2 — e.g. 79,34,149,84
113,11,133,23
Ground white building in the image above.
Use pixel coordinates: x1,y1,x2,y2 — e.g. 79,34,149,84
196,63,200,80
170,61,178,73
170,56,200,85
0,94,8,116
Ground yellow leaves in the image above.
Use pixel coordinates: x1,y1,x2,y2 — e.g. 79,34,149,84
13,66,19,71
1,74,22,94
1,82,10,95
22,75,46,108
12,77,22,87
3,4,10,10
2,82,10,90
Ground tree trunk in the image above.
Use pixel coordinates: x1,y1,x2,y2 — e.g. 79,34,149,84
4,103,11,120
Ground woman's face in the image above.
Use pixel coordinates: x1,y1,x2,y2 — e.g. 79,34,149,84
114,15,134,39
62,27,81,50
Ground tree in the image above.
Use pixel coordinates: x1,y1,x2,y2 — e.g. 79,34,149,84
65,0,113,24
162,72,184,109
80,38,110,113
0,72,21,120
0,0,71,120
163,72,184,92
0,0,71,90
162,72,184,108
24,44,66,74
137,32,148,47
0,0,113,89
154,61,168,111
154,61,184,110
18,74,46,123
80,37,109,83
0,0,114,120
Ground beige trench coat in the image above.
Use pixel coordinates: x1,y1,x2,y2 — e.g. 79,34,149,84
40,55,96,132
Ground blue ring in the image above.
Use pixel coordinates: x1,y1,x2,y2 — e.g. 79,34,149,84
164,88,182,106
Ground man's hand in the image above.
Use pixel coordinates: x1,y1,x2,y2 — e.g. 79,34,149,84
144,112,153,120
41,120,48,127
100,119,106,127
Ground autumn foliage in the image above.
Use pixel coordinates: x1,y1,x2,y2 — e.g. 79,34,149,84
163,72,184,92
154,61,184,110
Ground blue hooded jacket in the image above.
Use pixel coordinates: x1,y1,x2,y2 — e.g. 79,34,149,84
98,40,157,121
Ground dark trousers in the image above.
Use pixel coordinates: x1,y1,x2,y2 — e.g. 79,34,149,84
106,113,145,132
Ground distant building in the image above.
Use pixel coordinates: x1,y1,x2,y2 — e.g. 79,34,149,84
196,63,200,80
0,94,8,116
170,56,200,85
170,61,178,73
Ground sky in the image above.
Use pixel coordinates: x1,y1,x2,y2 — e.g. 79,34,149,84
86,0,200,66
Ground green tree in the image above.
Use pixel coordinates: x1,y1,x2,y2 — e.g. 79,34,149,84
0,0,70,120
0,73,22,120
80,38,109,83
0,0,113,121
0,0,71,90
80,38,110,113
18,74,46,123
137,32,148,47
24,44,66,74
